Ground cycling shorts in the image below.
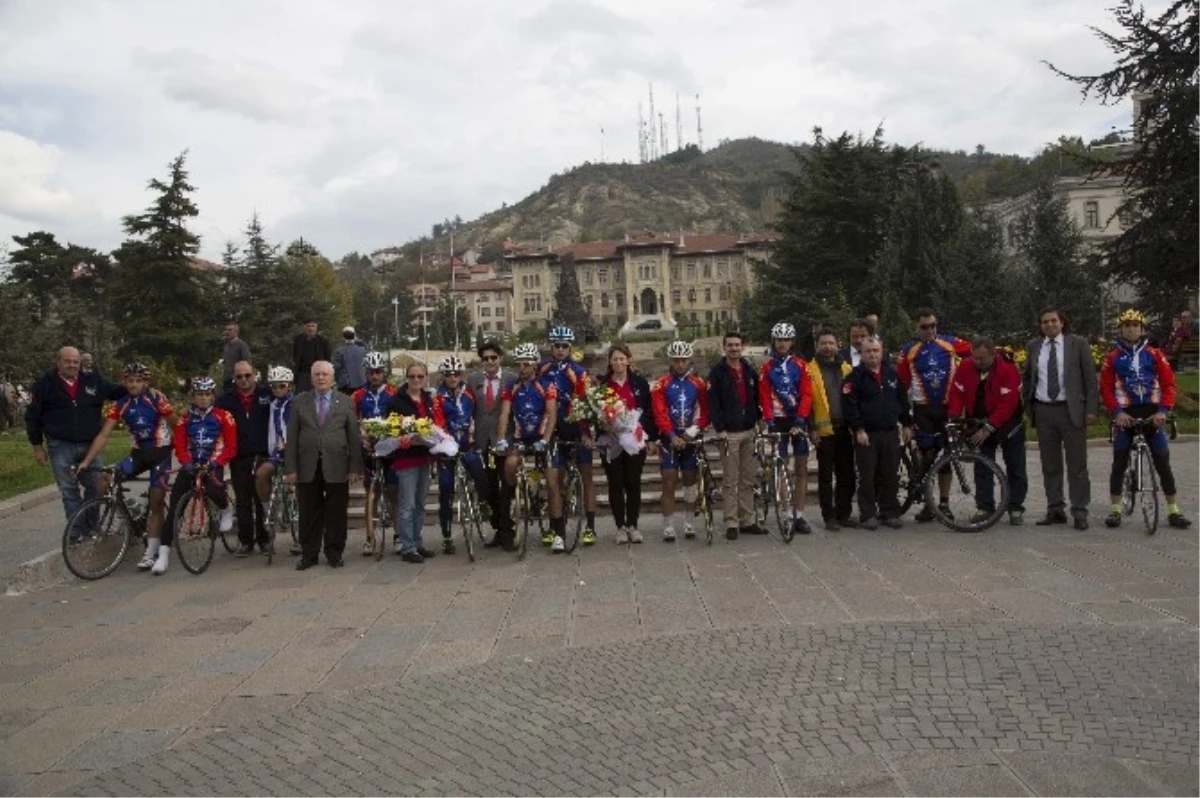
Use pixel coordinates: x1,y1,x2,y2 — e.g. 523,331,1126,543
116,446,172,491
912,404,948,451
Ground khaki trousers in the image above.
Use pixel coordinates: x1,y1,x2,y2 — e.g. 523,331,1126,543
721,429,758,528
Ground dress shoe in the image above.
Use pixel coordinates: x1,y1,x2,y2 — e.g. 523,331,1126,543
838,517,859,529
400,551,424,564
725,527,739,540
295,559,318,571
417,546,437,559
741,524,767,535
1073,517,1089,530
327,557,344,568
1035,510,1069,526
861,516,880,530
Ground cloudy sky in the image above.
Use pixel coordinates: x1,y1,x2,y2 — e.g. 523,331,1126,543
0,0,1139,262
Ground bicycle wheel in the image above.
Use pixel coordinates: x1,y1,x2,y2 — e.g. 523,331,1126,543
517,481,532,560
563,468,584,553
1121,465,1137,517
897,442,923,515
62,498,132,580
173,490,217,575
698,463,716,545
1138,447,1159,535
456,468,482,562
774,461,795,543
926,451,1007,533
218,482,238,554
754,459,772,528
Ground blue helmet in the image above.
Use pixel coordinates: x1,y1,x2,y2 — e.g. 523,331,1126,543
548,325,575,343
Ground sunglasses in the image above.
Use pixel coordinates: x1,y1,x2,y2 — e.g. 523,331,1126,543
919,323,937,331
481,355,499,361
367,368,386,375
234,374,254,379
552,343,571,350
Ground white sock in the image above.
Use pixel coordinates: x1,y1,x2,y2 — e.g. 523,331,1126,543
145,538,161,557
794,509,805,520
152,547,170,574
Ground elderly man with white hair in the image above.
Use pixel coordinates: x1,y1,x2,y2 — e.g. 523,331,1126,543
26,346,125,535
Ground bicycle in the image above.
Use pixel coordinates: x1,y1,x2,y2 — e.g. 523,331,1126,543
363,453,394,562
913,420,1009,533
551,439,587,554
441,452,487,562
61,466,149,580
672,433,721,545
171,466,228,575
753,431,797,543
897,438,924,517
496,443,549,559
1113,418,1161,535
262,465,298,565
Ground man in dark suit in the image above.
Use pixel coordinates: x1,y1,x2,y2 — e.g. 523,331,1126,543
215,361,272,555
466,340,517,549
284,360,363,569
1021,307,1098,530
292,318,331,393
837,318,873,369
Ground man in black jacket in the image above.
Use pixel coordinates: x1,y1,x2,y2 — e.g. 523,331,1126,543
707,331,762,539
216,361,273,555
293,318,331,393
26,346,125,532
842,337,912,529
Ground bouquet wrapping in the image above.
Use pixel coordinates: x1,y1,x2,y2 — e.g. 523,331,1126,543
361,413,459,458
569,381,647,458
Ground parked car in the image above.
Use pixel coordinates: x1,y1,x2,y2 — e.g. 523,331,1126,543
635,319,663,331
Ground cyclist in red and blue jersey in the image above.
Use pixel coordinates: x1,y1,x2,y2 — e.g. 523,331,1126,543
896,308,972,521
496,343,559,546
652,340,710,542
76,362,175,572
1100,309,1191,529
433,355,490,555
758,322,816,536
538,326,599,547
351,351,398,555
253,366,297,552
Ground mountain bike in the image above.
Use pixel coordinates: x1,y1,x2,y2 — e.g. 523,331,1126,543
753,430,796,543
61,466,149,580
673,433,721,545
1115,418,1160,535
916,420,1009,533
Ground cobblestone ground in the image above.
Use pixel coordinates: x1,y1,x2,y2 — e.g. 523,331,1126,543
0,444,1196,796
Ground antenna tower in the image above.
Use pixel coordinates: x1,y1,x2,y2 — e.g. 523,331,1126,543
637,102,647,163
695,93,703,152
675,93,682,151
659,112,667,155
648,83,657,160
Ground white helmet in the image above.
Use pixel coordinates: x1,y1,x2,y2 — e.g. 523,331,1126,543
438,355,465,373
267,366,294,384
771,322,796,340
666,340,694,358
363,351,389,370
548,325,575,343
514,343,540,361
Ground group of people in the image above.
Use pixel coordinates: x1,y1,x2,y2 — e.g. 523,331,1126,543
24,303,1192,576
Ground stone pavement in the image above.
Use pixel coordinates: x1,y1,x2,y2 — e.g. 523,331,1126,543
0,444,1196,796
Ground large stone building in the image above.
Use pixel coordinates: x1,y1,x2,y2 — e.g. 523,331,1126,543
505,232,776,334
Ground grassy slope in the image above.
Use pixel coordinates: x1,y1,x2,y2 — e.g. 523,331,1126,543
0,434,133,502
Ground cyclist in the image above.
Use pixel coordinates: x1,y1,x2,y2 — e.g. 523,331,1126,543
758,322,815,535
496,343,559,547
254,366,297,552
161,377,237,574
651,340,710,542
1100,309,1191,529
433,355,490,555
352,351,398,555
75,363,175,571
538,326,598,547
897,307,972,521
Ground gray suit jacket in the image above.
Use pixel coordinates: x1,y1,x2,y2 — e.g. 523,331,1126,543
466,369,515,451
1021,333,1099,429
283,390,363,483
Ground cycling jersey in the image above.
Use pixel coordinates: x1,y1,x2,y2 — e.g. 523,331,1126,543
173,406,237,468
1101,337,1176,414
107,392,174,448
537,358,587,423
651,371,710,438
267,394,293,457
435,384,477,447
757,352,813,424
897,334,972,405
352,383,397,420
504,379,557,441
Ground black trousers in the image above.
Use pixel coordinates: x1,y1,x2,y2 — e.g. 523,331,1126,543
229,455,267,547
816,424,856,521
603,451,647,528
296,461,349,563
855,429,901,521
484,455,516,544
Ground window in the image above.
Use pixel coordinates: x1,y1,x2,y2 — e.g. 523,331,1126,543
481,322,491,331
690,312,698,322
535,274,541,287
688,288,697,304
616,293,625,308
671,264,681,281
686,262,697,280
672,289,681,305
733,260,743,278
1084,200,1100,229
614,267,623,283
716,259,728,278
584,295,593,310
704,288,712,304
601,292,610,309
703,261,712,279
584,268,593,286
638,263,657,281
554,271,562,287
496,321,506,331
705,311,714,322
720,310,729,321
719,285,730,300
599,267,609,285
479,307,491,317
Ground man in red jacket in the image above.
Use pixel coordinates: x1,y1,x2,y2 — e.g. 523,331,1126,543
948,336,1027,527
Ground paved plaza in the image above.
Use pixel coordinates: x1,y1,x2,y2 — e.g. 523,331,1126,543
0,444,1196,796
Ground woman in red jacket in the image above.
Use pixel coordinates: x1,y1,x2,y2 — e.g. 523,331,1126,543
947,336,1028,527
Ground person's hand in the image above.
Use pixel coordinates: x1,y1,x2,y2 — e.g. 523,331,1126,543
1153,412,1167,428
494,439,509,455
533,439,547,453
1116,414,1133,429
855,430,869,447
582,435,595,450
284,473,297,485
901,426,913,445
32,446,47,466
349,472,362,484
671,435,686,449
969,427,989,447
1086,413,1098,426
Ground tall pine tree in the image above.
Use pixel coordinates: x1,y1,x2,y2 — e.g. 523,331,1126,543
552,253,594,341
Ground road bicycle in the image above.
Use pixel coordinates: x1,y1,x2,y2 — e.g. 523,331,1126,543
262,465,298,565
495,443,550,559
171,466,231,575
440,452,487,562
753,430,797,543
911,420,1009,533
671,433,721,545
1113,418,1161,535
61,466,149,580
551,440,587,554
363,452,394,562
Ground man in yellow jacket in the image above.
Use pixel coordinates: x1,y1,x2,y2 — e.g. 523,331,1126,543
807,328,856,529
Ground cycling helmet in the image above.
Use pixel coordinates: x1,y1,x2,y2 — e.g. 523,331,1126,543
438,355,465,373
190,376,216,393
362,351,389,370
514,343,540,361
122,362,151,378
771,322,797,340
1117,308,1146,326
665,340,694,358
548,325,575,343
267,366,294,384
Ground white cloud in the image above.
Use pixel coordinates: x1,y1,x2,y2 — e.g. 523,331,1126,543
0,0,1143,260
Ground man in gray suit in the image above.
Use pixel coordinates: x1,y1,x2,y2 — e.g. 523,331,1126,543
285,360,363,569
466,340,517,549
1022,307,1098,530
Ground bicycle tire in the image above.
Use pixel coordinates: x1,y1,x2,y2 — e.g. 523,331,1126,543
754,458,772,528
1139,447,1159,535
561,468,584,553
1121,465,1136,517
218,482,238,554
173,490,217,575
456,467,482,562
518,481,533,560
926,451,1007,533
898,442,923,515
775,462,795,543
698,463,715,545
62,497,132,580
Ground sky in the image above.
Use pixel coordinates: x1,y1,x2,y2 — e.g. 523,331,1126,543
0,0,1141,262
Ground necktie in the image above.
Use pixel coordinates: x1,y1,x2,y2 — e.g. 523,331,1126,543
318,393,329,425
1047,339,1060,401
485,378,496,412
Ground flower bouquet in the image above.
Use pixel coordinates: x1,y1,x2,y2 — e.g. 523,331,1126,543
569,381,647,457
363,413,459,457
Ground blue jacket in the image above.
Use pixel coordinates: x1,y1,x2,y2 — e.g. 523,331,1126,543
216,385,273,458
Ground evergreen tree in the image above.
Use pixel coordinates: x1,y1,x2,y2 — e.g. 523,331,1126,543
424,295,472,350
941,209,1022,339
7,232,74,322
108,151,219,372
552,253,594,341
1047,0,1199,322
